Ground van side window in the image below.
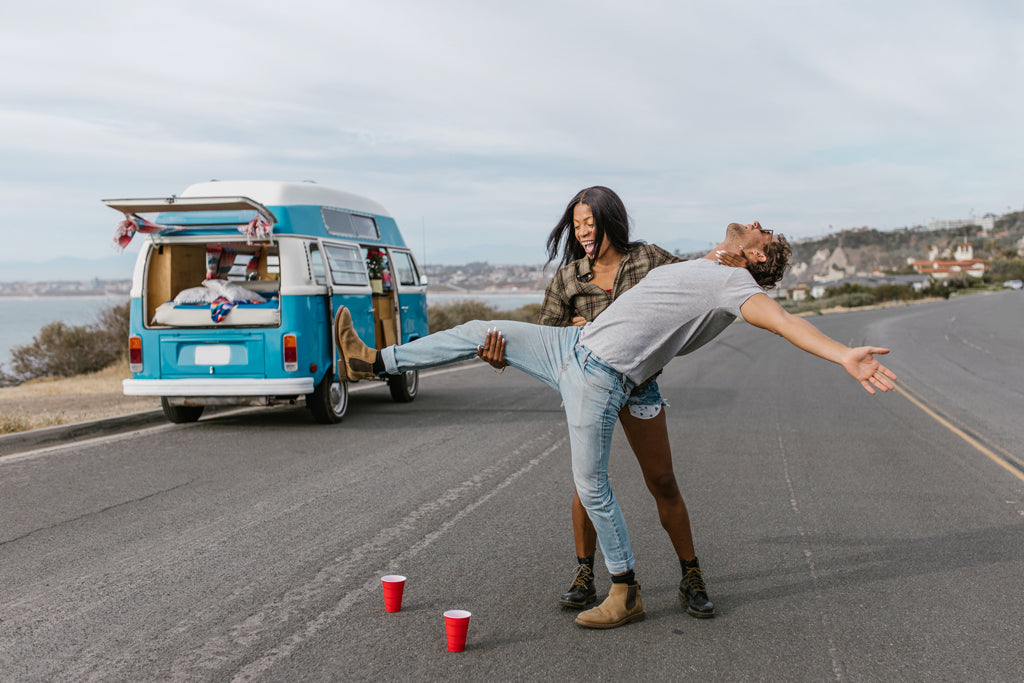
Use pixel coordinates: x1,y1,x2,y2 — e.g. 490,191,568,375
324,244,369,286
322,208,380,240
391,251,421,286
309,244,327,285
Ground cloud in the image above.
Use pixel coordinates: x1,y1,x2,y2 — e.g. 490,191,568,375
1,0,1022,267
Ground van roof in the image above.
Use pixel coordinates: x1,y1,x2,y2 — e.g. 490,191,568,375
181,180,391,217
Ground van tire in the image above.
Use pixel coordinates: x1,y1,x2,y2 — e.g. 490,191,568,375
309,373,348,424
388,370,418,403
160,397,204,424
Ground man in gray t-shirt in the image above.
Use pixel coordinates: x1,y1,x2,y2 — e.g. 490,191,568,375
336,221,898,630
580,258,764,386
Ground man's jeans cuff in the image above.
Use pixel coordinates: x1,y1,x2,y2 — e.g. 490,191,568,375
381,346,399,374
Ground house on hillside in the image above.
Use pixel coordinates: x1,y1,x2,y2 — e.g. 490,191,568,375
909,241,987,281
927,215,996,232
788,283,810,301
809,274,930,299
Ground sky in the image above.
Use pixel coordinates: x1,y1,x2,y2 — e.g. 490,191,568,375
1,0,1022,271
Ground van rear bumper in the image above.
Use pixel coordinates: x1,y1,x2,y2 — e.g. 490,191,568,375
124,378,316,396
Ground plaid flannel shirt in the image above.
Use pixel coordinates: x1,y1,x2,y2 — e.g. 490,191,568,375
538,242,681,326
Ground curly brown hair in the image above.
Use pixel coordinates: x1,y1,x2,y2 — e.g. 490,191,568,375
748,234,791,290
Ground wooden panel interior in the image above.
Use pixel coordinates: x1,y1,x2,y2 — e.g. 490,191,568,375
373,293,397,347
145,244,208,324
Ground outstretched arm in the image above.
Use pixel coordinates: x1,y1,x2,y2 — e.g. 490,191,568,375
739,293,897,394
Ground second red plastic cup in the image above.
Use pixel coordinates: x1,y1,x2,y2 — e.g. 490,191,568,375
381,575,407,613
443,609,472,652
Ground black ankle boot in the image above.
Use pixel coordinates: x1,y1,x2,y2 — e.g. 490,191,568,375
559,562,597,609
679,559,715,618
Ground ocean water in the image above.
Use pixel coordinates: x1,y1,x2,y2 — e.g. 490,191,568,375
0,292,543,366
0,296,128,367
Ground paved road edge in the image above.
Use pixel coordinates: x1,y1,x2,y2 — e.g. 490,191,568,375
0,410,167,457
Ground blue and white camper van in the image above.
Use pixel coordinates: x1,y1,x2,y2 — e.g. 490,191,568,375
106,180,428,424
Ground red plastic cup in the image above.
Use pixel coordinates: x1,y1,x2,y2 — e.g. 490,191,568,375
381,575,406,613
443,609,472,652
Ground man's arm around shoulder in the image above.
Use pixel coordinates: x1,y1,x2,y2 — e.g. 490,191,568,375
739,293,898,395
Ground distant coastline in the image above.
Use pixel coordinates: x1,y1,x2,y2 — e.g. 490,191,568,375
0,279,131,298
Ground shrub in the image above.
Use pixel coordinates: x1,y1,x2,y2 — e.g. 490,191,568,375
428,300,541,333
0,300,130,386
824,282,872,298
872,284,916,302
985,257,1024,283
826,292,877,308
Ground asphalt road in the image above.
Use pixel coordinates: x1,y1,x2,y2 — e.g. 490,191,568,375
2,291,1022,681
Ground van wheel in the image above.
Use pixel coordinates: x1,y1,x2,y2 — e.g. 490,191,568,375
308,373,348,424
160,397,204,424
388,370,418,403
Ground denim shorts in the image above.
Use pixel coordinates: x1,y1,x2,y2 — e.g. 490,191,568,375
625,379,667,419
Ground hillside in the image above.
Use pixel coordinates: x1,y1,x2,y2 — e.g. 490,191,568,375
779,212,1024,286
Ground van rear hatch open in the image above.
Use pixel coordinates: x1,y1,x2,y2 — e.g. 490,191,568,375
105,195,284,330
102,196,277,225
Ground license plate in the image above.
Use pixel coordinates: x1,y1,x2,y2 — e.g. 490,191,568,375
195,345,232,365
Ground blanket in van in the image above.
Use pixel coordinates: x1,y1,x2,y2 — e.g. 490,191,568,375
153,279,279,325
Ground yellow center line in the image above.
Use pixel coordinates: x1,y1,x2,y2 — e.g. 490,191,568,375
894,384,1024,484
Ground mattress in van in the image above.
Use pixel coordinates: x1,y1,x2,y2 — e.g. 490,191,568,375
152,299,280,327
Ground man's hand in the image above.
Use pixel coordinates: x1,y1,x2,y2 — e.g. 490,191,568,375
841,346,898,394
476,328,507,369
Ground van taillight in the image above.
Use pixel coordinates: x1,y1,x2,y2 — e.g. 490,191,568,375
283,334,298,372
128,336,143,373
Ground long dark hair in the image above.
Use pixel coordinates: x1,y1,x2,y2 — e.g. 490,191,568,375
545,186,637,268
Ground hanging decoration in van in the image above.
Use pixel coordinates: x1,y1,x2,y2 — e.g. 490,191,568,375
239,215,273,245
113,214,274,252
112,216,184,251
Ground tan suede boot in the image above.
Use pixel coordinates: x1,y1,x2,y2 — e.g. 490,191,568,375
334,306,378,381
574,582,644,629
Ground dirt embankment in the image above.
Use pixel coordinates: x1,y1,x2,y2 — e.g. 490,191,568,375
0,363,160,434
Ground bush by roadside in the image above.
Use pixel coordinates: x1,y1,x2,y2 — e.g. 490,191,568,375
429,300,541,332
0,301,130,387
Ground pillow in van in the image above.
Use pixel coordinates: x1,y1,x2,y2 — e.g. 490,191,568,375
202,278,267,303
173,286,216,305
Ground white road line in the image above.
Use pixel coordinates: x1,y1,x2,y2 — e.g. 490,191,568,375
161,431,566,681
775,422,844,681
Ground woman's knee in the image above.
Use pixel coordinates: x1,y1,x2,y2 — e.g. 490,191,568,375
647,471,682,501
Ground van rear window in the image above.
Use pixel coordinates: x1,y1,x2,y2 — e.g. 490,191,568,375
322,207,380,240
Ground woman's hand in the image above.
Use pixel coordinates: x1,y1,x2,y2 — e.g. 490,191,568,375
715,249,746,267
476,328,507,369
570,314,588,327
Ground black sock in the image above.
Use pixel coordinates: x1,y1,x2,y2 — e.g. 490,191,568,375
680,556,700,572
577,556,594,569
611,570,635,585
372,351,385,375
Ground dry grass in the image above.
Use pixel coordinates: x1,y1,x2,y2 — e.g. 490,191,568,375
0,362,160,434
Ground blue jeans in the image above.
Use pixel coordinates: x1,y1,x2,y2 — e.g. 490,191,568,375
381,320,637,574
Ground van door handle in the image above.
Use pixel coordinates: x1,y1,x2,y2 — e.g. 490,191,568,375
400,306,409,312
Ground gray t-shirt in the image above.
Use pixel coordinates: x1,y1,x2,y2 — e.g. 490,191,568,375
578,259,764,384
